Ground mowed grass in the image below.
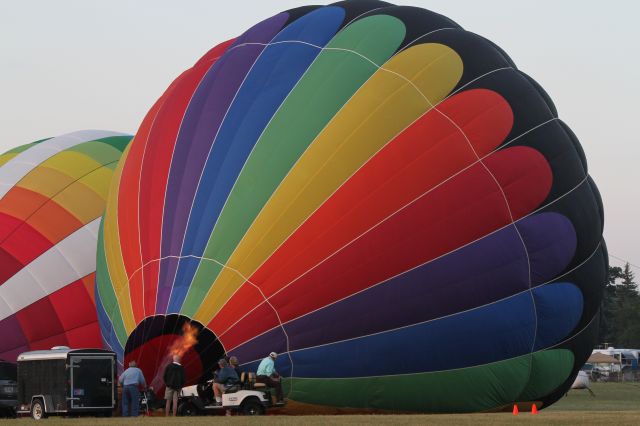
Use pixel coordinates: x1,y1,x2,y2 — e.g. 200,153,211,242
548,382,640,411
2,412,640,425
2,383,638,425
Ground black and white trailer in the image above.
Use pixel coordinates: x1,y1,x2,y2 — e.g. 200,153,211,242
16,347,116,420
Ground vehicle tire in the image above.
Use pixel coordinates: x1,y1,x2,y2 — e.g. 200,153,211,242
30,399,47,420
177,401,198,416
240,398,264,416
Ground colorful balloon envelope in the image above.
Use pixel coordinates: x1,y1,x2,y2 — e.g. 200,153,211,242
0,130,131,361
96,1,606,412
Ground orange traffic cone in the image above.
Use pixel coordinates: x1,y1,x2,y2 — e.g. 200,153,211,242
512,404,519,415
531,404,538,415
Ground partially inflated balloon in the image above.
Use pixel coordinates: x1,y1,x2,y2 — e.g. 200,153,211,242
0,130,131,361
96,1,606,412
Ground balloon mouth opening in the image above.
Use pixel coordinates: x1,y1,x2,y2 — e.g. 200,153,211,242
123,314,224,395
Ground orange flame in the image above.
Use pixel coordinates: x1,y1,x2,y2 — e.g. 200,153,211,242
168,322,199,359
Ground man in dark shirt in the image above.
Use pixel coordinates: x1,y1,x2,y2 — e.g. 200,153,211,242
213,358,238,405
229,356,242,384
163,355,185,416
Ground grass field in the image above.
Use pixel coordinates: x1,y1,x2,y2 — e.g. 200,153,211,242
1,383,638,425
547,382,640,411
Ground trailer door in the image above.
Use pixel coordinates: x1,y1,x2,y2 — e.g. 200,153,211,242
69,356,114,409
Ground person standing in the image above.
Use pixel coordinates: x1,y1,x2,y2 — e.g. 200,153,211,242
118,360,146,417
163,355,185,416
256,352,284,404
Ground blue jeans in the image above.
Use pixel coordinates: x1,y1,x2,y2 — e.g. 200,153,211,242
122,385,140,417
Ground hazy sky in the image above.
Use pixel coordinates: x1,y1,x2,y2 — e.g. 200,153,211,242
1,0,638,271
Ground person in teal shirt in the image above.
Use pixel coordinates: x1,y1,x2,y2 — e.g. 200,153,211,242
256,352,284,404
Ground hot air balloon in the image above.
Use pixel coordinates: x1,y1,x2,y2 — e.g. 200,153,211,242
0,130,131,362
96,0,606,412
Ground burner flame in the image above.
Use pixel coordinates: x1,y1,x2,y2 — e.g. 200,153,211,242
169,322,199,358
150,322,200,393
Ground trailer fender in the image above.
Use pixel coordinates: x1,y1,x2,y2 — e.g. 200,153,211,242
30,395,53,413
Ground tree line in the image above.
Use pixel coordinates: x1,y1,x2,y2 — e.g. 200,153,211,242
598,263,640,348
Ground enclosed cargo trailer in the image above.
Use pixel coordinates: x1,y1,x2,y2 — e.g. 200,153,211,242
16,347,116,419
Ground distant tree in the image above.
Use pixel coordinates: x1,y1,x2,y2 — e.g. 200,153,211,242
618,263,637,295
608,266,625,285
607,266,622,285
609,263,640,348
598,266,623,344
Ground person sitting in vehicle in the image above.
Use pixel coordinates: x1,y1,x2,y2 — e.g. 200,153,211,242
213,358,239,405
229,356,244,386
256,352,284,404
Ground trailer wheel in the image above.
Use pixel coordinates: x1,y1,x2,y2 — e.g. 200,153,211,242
177,401,198,416
31,399,47,420
240,398,264,416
